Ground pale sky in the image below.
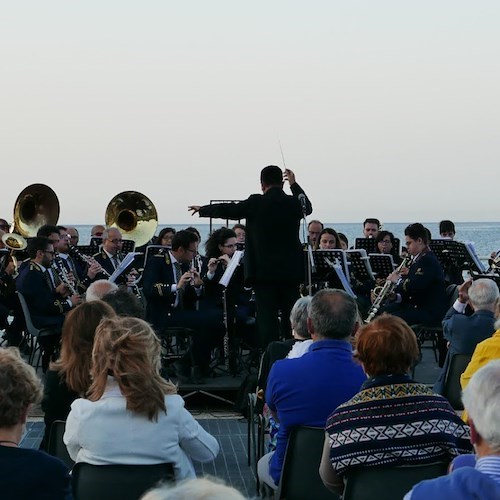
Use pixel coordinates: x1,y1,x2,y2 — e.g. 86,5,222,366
1,1,499,225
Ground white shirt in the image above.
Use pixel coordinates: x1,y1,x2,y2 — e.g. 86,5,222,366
64,377,219,480
287,339,313,359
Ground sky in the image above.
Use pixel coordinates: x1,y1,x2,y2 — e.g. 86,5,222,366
1,1,499,226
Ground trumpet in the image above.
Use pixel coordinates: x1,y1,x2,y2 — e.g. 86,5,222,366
365,255,412,323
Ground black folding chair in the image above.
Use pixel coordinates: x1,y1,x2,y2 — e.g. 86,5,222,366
442,353,472,410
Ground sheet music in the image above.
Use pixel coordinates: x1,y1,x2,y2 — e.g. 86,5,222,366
219,250,244,287
324,257,357,298
464,241,487,274
109,252,142,283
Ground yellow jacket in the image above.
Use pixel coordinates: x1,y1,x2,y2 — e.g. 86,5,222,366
460,329,500,420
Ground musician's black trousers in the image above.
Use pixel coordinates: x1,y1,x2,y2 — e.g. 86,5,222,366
253,284,299,349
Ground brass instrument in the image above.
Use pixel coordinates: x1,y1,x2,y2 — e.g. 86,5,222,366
13,184,60,237
1,232,27,278
487,251,500,274
105,191,158,247
365,255,412,323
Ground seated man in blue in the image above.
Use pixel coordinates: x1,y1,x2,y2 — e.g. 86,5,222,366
405,359,500,499
434,278,498,394
257,289,366,490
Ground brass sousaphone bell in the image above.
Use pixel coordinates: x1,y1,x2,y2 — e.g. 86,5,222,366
105,191,158,248
13,183,60,237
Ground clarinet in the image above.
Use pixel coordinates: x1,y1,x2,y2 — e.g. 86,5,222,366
70,245,111,278
52,256,78,296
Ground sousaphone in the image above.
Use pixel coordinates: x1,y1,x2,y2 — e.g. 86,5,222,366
105,191,158,247
13,184,60,237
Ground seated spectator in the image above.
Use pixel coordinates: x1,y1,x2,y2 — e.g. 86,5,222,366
459,299,500,420
434,278,498,394
64,316,219,480
257,289,366,491
40,301,116,450
101,287,145,318
141,476,245,500
0,348,71,499
405,360,500,499
320,314,472,495
85,279,118,301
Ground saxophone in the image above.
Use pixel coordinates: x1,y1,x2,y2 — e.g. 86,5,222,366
364,255,412,323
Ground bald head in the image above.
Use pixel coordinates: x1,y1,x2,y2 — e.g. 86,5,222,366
85,280,118,302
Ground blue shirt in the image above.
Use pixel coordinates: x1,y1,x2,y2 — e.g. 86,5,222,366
265,338,366,485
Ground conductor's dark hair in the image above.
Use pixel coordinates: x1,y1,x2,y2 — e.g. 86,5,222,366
37,225,60,238
404,223,429,244
172,230,198,251
260,165,283,187
27,236,51,259
439,220,455,234
205,228,237,259
101,288,145,319
363,218,380,228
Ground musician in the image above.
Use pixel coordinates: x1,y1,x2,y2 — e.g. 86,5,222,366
307,220,323,247
232,223,246,246
439,220,456,239
185,226,208,276
362,218,380,239
375,230,401,265
338,233,349,250
384,223,448,326
316,228,342,250
155,227,176,247
16,237,81,370
202,227,254,332
142,230,225,382
0,219,10,233
56,226,100,293
91,225,105,238
189,166,312,348
66,227,79,246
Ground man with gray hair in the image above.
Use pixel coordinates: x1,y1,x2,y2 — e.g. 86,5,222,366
434,278,499,394
405,360,500,499
257,289,366,491
85,279,118,302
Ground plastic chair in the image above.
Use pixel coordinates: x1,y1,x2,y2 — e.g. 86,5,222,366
276,426,340,500
46,420,74,470
343,461,448,500
71,462,175,500
16,291,60,370
442,353,472,410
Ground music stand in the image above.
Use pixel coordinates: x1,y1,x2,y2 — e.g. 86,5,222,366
355,238,377,254
90,236,103,249
346,249,375,284
310,250,355,296
73,245,95,257
369,253,396,279
144,245,169,263
429,239,486,275
208,200,244,233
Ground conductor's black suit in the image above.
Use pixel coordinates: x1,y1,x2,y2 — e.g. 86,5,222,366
198,183,312,347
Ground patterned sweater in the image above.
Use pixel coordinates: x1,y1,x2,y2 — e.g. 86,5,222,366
325,374,472,475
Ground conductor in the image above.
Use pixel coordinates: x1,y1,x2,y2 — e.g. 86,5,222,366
189,165,312,348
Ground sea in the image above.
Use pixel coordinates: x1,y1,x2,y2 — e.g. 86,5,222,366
69,221,499,262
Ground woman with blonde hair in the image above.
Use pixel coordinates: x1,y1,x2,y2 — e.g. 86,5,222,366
41,300,116,449
64,316,219,480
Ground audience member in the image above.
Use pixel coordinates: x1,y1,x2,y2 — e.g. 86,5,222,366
320,315,472,495
257,289,366,490
0,348,71,499
434,279,498,394
64,316,219,480
405,360,500,499
40,301,116,450
85,279,119,301
141,476,245,500
101,287,145,318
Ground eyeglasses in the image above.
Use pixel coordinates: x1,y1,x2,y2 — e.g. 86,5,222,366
185,247,196,254
44,250,55,255
379,240,392,245
109,239,123,244
223,244,236,248
48,239,60,245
